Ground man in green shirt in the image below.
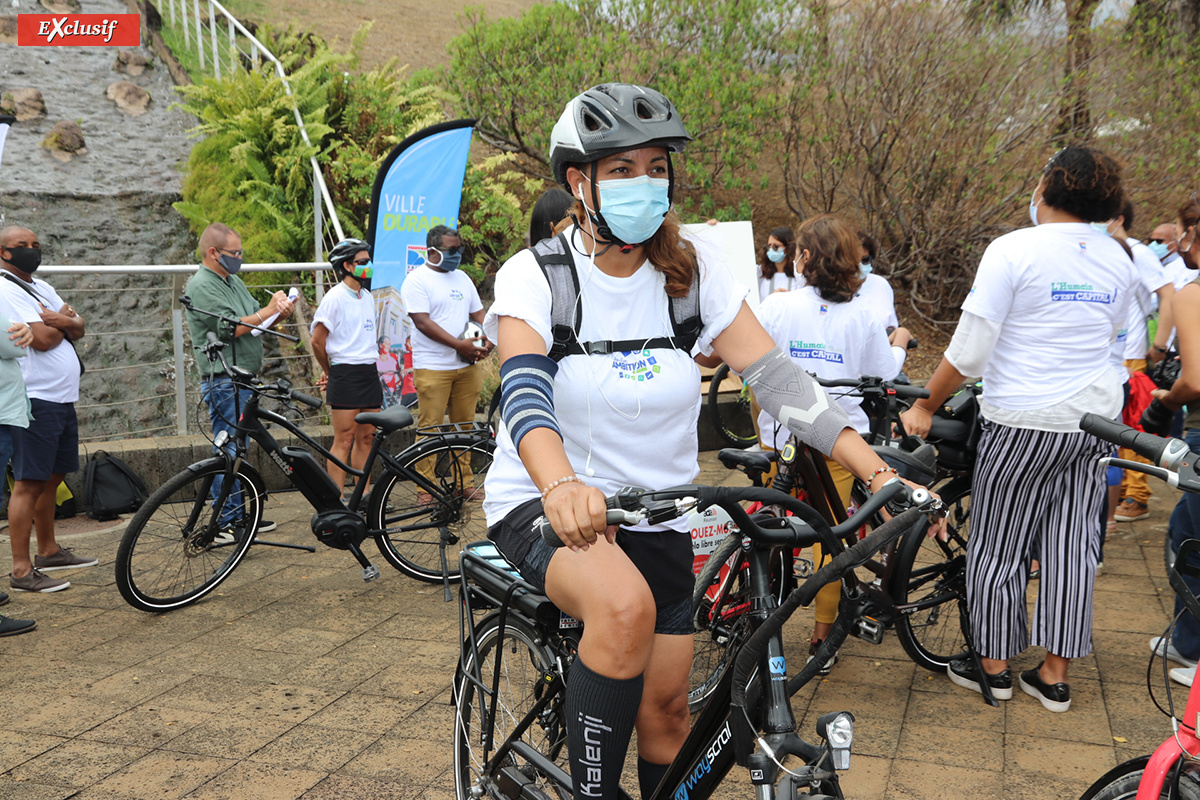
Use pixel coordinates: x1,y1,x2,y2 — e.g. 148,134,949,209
184,223,294,540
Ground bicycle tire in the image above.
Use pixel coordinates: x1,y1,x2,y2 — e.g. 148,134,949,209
453,615,570,800
115,461,263,612
1080,758,1200,800
889,485,971,672
371,435,495,583
690,532,748,713
707,363,758,448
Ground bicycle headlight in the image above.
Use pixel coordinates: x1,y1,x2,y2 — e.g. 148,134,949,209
214,430,230,448
816,711,854,770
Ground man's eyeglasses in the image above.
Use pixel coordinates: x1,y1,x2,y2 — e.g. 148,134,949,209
351,258,371,266
218,248,244,258
438,245,463,256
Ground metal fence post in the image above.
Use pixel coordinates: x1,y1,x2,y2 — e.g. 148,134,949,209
180,0,189,48
314,163,325,303
194,0,204,69
172,274,189,436
168,0,176,28
209,2,220,80
228,18,237,74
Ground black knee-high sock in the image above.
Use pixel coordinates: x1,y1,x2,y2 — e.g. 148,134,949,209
564,657,643,800
638,756,670,800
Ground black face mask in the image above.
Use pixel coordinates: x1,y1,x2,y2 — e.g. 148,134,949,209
3,247,41,274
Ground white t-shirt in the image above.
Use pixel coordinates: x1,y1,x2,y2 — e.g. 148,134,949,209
758,272,797,301
960,222,1134,412
400,265,483,371
310,282,378,366
1164,252,1194,292
755,286,898,445
856,273,900,330
1122,239,1172,360
0,275,79,404
482,227,746,530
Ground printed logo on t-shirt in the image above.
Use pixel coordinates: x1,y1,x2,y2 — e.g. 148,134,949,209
450,289,464,301
612,349,661,381
819,304,829,315
788,340,845,364
406,244,426,274
1116,326,1128,343
1050,282,1115,304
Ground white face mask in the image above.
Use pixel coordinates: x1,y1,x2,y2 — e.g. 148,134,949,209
1028,190,1041,227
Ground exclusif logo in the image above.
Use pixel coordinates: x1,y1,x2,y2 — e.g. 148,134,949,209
17,14,140,46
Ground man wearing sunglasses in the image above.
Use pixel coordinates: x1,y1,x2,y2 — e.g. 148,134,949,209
400,225,491,502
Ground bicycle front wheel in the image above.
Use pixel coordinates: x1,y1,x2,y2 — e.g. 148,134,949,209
707,363,758,448
690,532,755,713
889,487,971,671
453,615,570,800
371,436,495,583
115,462,263,612
1080,757,1200,800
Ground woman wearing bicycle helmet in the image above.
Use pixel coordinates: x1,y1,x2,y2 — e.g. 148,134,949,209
902,146,1137,712
483,83,934,800
758,226,797,301
311,238,382,493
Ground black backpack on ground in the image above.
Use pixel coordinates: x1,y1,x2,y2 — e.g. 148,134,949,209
531,232,703,362
83,451,148,521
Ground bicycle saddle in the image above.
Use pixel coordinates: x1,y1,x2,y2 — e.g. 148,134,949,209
355,405,414,433
871,443,938,487
928,417,971,443
718,448,776,473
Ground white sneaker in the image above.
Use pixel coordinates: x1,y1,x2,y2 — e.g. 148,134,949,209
1170,665,1195,687
1150,636,1200,668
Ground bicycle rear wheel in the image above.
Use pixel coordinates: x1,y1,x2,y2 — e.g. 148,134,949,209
453,615,571,800
889,487,971,672
707,363,758,448
115,462,262,612
371,436,495,582
1080,757,1200,800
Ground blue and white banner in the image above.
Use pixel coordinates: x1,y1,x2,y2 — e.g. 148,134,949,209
366,119,475,294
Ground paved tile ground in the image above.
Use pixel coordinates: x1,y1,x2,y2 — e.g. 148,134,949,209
0,452,1185,800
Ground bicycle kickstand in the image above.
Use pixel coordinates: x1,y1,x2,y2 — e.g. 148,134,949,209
959,604,998,707
439,529,453,603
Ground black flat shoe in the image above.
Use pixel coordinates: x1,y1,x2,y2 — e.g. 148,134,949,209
946,656,1013,700
1019,663,1070,712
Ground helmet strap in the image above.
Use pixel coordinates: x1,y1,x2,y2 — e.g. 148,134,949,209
581,162,639,253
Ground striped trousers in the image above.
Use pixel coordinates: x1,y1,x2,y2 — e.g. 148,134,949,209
967,419,1110,660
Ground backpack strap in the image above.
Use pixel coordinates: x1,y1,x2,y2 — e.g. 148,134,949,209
530,233,703,362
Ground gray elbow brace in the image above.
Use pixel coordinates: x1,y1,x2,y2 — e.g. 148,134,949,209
742,346,851,456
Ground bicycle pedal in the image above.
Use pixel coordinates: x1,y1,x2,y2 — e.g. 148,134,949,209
362,565,380,582
853,617,884,645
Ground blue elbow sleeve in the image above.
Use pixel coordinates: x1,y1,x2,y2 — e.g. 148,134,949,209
500,353,561,450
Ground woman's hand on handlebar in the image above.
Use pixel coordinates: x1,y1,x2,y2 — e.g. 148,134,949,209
899,404,933,438
543,481,617,552
871,470,947,540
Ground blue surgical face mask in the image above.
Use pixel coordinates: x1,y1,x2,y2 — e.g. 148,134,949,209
861,259,873,276
432,248,462,272
1090,221,1112,236
766,247,786,263
596,175,671,245
1149,241,1170,260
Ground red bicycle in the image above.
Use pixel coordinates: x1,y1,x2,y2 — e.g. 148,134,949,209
1079,413,1200,800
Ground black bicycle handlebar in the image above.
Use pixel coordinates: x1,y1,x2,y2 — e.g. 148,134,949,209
1080,413,1190,471
289,391,323,409
813,374,930,401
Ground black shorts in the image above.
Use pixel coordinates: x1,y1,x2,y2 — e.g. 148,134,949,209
327,363,383,410
12,399,79,481
488,496,695,635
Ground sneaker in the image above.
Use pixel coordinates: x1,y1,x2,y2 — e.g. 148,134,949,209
1114,498,1150,522
33,546,97,571
417,492,435,506
1171,666,1196,687
211,529,237,546
946,656,1013,700
0,615,36,636
1149,636,1199,668
0,590,8,606
807,640,839,676
1019,663,1071,712
257,519,277,533
9,569,70,593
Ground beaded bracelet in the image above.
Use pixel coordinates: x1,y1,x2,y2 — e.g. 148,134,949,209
869,465,898,482
541,475,583,500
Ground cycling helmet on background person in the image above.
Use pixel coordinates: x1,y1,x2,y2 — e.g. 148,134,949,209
548,84,691,247
328,237,372,285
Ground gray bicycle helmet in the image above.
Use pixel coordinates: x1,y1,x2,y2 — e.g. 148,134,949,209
549,83,691,187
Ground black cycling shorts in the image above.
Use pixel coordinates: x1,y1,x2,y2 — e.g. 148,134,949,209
488,496,695,635
326,363,383,410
